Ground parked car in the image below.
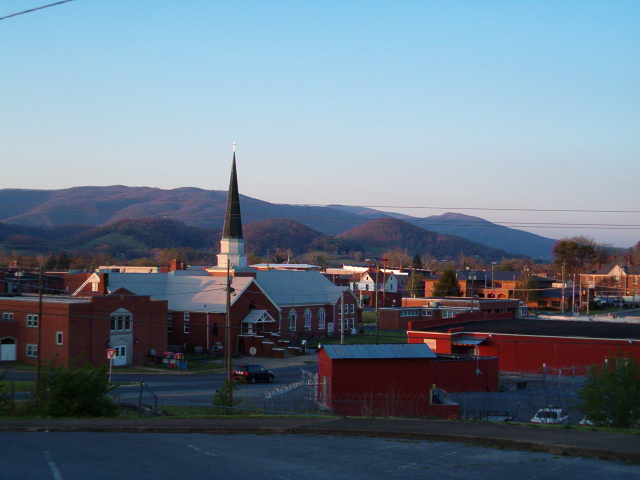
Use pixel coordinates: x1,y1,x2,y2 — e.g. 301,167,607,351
232,364,274,384
530,406,570,425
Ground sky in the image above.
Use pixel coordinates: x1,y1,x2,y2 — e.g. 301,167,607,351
2,1,639,248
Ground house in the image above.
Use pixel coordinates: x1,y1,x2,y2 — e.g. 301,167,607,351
408,318,640,373
350,269,402,307
0,292,167,367
317,343,498,417
580,261,640,304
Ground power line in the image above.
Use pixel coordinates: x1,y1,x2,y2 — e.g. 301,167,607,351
0,0,75,21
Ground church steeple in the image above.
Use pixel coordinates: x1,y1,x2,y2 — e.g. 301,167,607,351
222,152,243,240
216,145,248,270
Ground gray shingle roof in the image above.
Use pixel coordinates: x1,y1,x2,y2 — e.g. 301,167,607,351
322,343,436,360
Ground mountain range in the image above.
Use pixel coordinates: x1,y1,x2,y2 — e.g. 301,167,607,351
0,186,557,260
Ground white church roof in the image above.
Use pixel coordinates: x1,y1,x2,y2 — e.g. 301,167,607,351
107,271,256,313
254,270,352,307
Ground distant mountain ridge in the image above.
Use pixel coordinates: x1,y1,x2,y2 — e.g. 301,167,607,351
0,186,556,259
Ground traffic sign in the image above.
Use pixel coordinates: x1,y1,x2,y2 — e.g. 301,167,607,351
107,349,116,359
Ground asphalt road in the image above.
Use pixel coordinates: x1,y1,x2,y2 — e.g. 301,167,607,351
111,364,312,407
2,432,638,480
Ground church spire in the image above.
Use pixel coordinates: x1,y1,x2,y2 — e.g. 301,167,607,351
222,151,243,240
216,145,248,270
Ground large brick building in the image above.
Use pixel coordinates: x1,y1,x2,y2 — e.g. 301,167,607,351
0,292,167,367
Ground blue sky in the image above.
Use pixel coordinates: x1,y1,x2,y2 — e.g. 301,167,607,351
2,1,639,248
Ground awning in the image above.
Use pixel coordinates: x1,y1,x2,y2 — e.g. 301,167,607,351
242,310,276,324
452,336,487,346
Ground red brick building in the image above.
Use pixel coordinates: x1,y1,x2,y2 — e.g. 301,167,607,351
0,292,167,367
408,319,640,373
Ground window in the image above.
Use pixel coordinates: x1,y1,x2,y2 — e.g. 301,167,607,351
551,301,561,308
91,282,99,292
115,346,126,358
442,310,454,319
304,308,312,329
110,312,132,332
26,314,39,327
184,313,190,322
350,318,355,329
343,304,348,314
2,312,14,322
26,344,37,357
184,323,190,334
422,310,432,317
288,309,297,330
350,304,355,314
318,308,326,329
56,331,63,345
400,309,419,317
167,313,172,333
539,301,548,308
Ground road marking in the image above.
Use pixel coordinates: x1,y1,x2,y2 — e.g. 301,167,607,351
188,444,218,457
44,451,64,480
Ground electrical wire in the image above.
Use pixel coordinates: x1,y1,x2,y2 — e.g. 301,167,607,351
0,0,75,21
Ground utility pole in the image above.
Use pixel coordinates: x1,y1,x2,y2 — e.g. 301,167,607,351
340,293,344,345
561,261,566,314
225,263,232,401
374,266,380,344
381,257,388,308
35,262,43,399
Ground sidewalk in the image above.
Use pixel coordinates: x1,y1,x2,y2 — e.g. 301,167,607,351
1,416,639,464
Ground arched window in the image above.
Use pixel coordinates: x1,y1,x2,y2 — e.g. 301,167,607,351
288,309,297,330
304,308,312,329
318,308,326,330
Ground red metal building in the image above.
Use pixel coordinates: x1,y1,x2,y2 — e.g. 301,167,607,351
318,343,498,418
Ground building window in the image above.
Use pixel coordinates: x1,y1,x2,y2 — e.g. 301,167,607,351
401,309,419,317
91,282,99,292
56,332,63,345
442,310,454,319
26,344,37,357
184,323,190,334
288,309,297,330
350,318,355,329
304,308,312,329
350,304,355,314
184,313,190,322
110,313,132,332
2,312,14,322
551,301,561,308
115,346,126,358
167,313,172,333
422,310,432,316
539,301,548,308
318,308,326,329
26,314,39,327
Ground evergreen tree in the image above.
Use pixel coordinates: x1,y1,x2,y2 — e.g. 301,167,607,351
45,252,57,271
432,267,463,297
412,254,422,269
56,251,70,271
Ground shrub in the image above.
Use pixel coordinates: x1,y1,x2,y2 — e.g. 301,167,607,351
33,357,118,418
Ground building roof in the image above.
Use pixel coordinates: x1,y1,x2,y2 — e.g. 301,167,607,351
322,343,437,360
106,271,258,313
415,318,640,340
254,270,352,307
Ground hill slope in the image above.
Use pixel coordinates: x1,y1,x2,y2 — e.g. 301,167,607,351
337,217,515,260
